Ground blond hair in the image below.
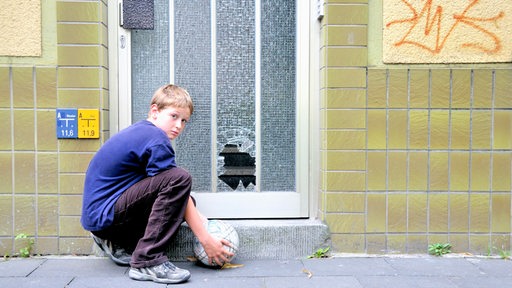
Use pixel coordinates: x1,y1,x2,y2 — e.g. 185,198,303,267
148,84,194,117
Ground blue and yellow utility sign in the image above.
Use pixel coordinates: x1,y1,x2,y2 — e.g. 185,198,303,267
56,109,78,139
78,109,100,139
56,108,100,139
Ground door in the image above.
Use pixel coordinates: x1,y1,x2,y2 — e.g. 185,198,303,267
117,0,311,218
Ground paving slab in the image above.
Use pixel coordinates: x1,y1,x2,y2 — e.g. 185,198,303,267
385,257,483,277
0,258,46,277
357,275,459,288
302,257,398,276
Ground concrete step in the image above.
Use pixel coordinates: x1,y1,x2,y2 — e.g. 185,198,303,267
167,219,331,261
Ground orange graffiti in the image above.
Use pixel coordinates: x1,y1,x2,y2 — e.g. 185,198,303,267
386,0,505,54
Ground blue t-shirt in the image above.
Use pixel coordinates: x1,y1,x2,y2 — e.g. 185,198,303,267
81,120,176,231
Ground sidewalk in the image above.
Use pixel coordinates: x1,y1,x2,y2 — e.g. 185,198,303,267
1,254,511,287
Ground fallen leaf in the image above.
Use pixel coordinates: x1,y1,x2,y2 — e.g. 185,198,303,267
302,268,313,278
187,256,197,262
221,263,245,269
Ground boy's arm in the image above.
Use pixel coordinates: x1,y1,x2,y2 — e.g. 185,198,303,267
184,197,233,265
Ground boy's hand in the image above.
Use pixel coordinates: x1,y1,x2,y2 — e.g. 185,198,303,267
201,235,234,266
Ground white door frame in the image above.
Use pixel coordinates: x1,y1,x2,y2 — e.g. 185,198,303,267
108,0,320,219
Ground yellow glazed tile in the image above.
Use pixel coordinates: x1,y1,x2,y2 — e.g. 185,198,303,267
59,153,93,173
471,152,491,191
388,194,406,233
367,194,386,233
327,47,367,67
429,194,449,232
429,152,449,191
492,153,511,192
388,110,407,149
37,110,58,151
58,46,101,66
430,70,450,108
367,69,386,108
36,67,57,108
326,68,366,88
14,153,35,194
493,110,512,149
408,152,428,191
0,110,11,150
59,216,89,237
491,236,511,254
326,4,368,25
491,194,511,233
325,213,365,233
37,196,58,236
0,195,13,235
449,194,469,233
451,70,471,108
326,109,365,129
57,1,100,22
325,130,365,150
469,193,490,233
367,109,386,149
58,89,101,108
58,67,100,88
450,110,470,149
326,26,367,46
429,235,449,247
449,234,469,253
367,151,386,191
409,110,429,149
494,69,512,109
14,196,36,235
60,238,95,255
59,138,101,152
469,235,491,254
388,152,406,191
12,67,34,108
409,69,429,108
0,67,9,108
471,111,492,149
37,153,58,194
325,193,365,213
60,195,83,216
450,152,469,192
387,234,407,254
325,89,366,109
388,69,408,108
408,194,427,232
326,171,365,191
330,234,365,253
326,151,365,171
366,234,386,254
407,235,428,253
13,110,35,151
0,153,13,193
60,174,85,195
430,110,449,149
34,238,59,255
57,23,101,44
472,69,492,108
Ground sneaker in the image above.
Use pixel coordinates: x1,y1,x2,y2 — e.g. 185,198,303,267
129,261,191,284
91,234,131,266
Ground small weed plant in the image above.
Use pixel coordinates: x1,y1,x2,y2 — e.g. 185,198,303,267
308,247,330,259
15,233,34,258
428,243,451,256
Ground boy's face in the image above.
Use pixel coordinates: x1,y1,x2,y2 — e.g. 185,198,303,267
149,105,191,140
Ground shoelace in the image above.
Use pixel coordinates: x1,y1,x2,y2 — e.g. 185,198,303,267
162,262,177,272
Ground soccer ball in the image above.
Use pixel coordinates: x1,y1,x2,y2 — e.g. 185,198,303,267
193,219,239,267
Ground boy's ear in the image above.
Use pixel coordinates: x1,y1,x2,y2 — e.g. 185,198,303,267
149,104,159,119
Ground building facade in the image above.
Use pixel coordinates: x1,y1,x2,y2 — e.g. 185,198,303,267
0,0,510,256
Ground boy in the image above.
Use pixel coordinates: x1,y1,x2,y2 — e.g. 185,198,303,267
81,84,233,284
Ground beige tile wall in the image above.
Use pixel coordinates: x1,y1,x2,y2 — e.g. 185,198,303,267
0,0,108,256
321,0,512,255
